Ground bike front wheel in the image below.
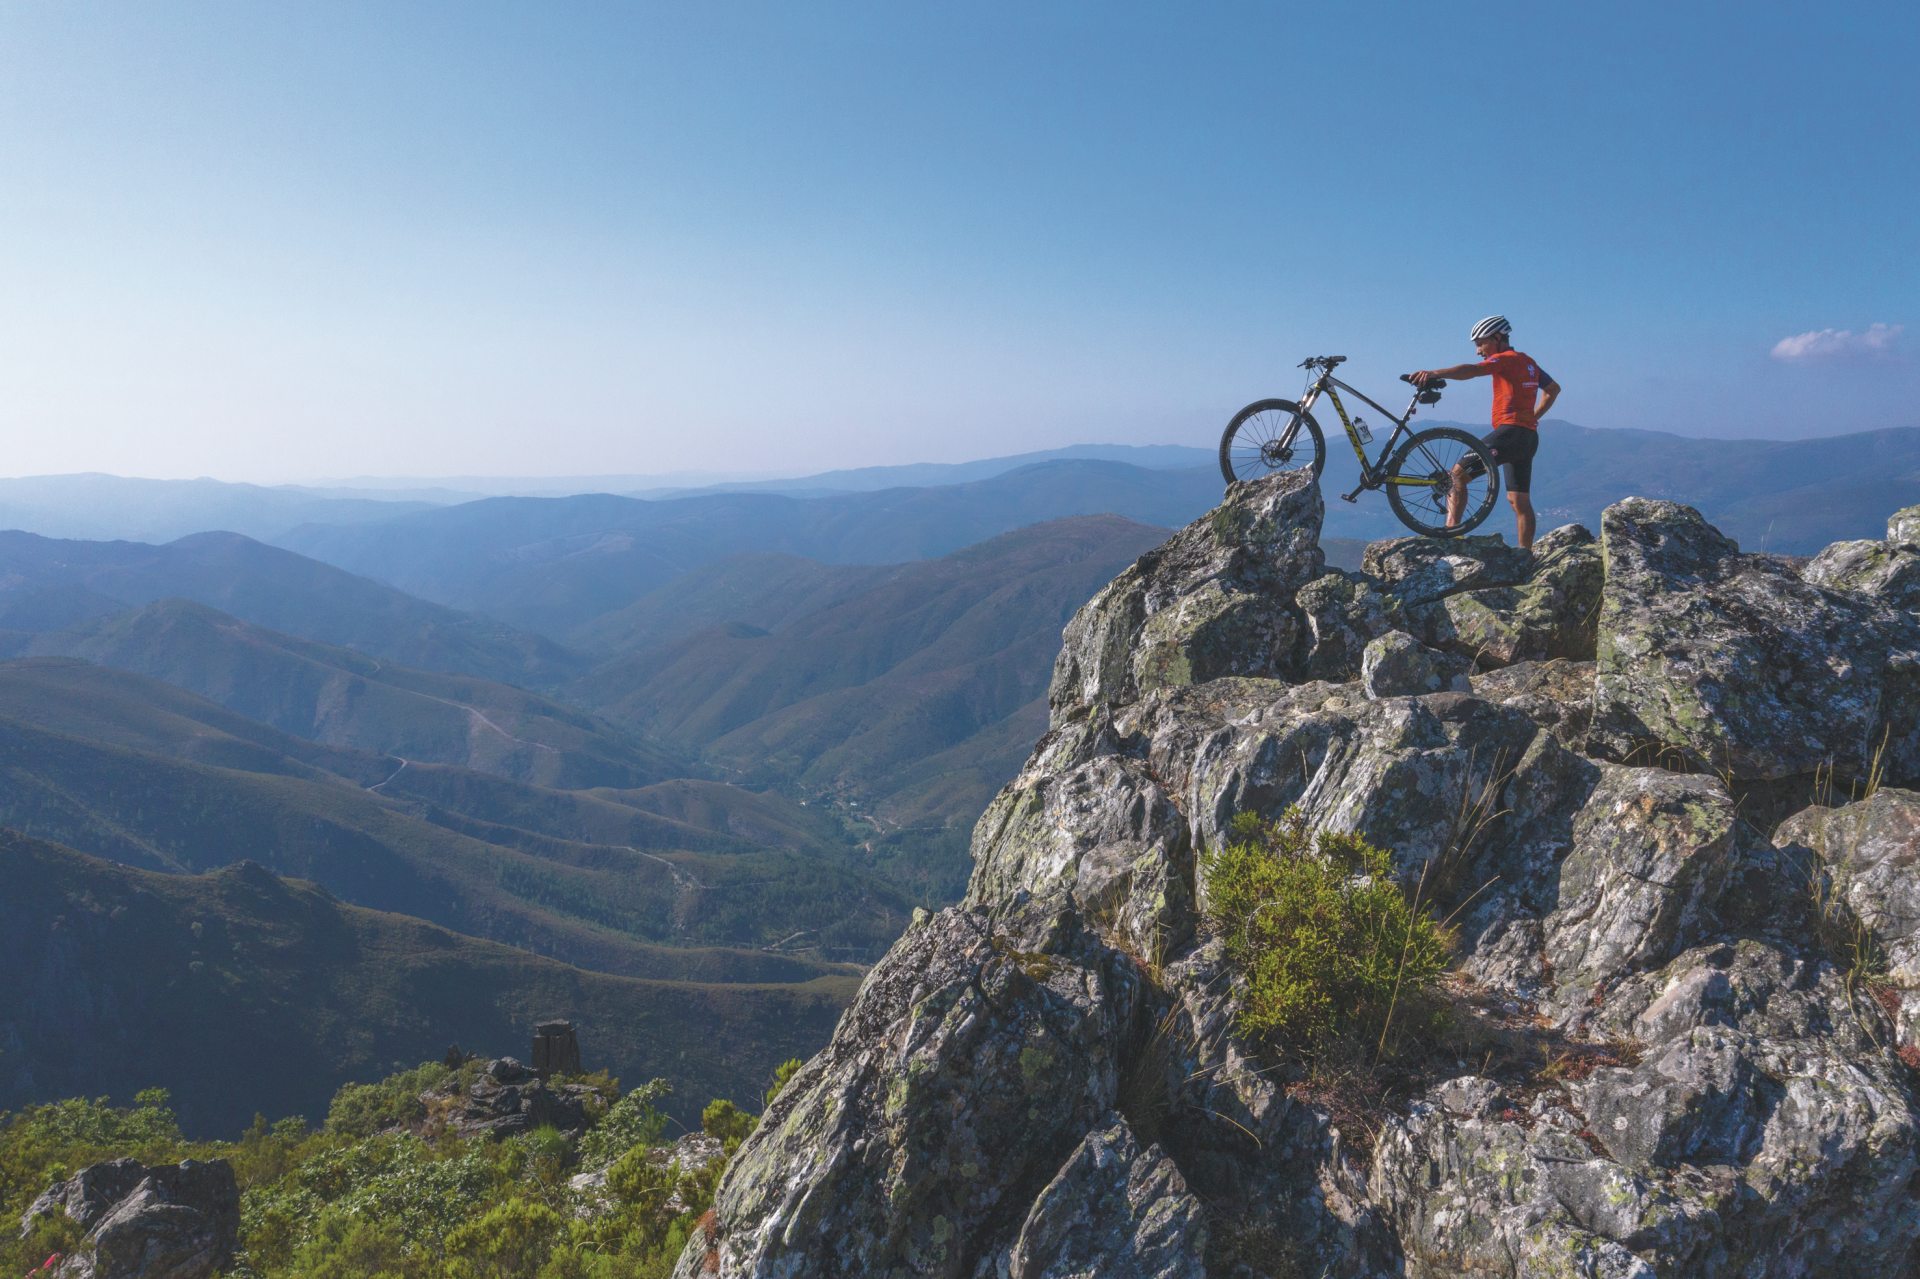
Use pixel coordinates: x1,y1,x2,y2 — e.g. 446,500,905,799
1385,427,1502,537
1219,399,1326,485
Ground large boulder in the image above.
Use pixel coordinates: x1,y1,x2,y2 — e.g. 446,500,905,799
1049,470,1323,725
1358,631,1470,699
966,751,1194,961
1375,939,1920,1277
1590,497,1920,782
1319,526,1603,676
1802,503,1920,629
438,1056,601,1140
984,1117,1206,1279
1541,766,1743,1020
1361,532,1538,603
1411,525,1604,668
1775,788,1920,984
20,1158,239,1279
1801,538,1920,613
684,907,1145,1278
1295,572,1409,683
1182,689,1540,874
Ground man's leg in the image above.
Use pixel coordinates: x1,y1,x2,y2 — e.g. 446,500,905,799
1447,463,1469,528
1508,490,1535,549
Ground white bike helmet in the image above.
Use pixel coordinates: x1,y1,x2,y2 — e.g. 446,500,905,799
1471,315,1512,341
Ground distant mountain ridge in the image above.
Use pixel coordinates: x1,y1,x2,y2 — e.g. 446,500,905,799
274,459,1224,638
0,473,441,544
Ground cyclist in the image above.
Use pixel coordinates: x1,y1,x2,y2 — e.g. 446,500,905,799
1407,315,1559,549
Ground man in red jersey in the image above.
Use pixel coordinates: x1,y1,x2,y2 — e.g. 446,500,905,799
1407,315,1560,549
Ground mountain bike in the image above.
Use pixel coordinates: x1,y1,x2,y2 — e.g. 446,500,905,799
1219,356,1502,537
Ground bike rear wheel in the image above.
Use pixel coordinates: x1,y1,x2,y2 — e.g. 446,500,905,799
1219,399,1326,485
1385,427,1501,537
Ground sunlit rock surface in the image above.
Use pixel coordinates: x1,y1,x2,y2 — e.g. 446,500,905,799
679,480,1920,1279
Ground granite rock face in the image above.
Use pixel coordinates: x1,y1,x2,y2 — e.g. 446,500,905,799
21,1158,240,1279
689,906,1145,1277
681,478,1920,1279
1591,497,1920,783
1296,572,1409,683
1775,788,1920,983
1358,630,1471,699
1049,470,1324,724
988,1117,1206,1279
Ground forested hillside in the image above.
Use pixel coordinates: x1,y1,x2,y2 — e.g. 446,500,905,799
2,604,680,788
570,516,1170,830
0,661,910,968
0,528,587,685
0,830,852,1136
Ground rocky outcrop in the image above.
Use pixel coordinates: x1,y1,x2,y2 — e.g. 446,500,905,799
20,1158,239,1279
681,481,1920,1279
1049,471,1324,723
436,1056,603,1140
1775,788,1920,983
1591,497,1920,782
1359,630,1471,698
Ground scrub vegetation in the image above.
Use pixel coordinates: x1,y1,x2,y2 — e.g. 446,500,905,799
1,1057,810,1279
1202,810,1453,1051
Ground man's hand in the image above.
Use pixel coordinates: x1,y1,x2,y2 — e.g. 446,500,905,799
1407,370,1435,387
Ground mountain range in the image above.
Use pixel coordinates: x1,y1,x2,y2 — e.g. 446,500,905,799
0,829,855,1135
0,658,909,970
2,427,1912,1140
273,459,1225,638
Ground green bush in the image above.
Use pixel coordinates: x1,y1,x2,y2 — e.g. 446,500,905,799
700,1099,754,1148
575,1079,669,1173
325,1062,452,1138
0,1089,193,1276
0,1061,749,1279
764,1058,803,1109
1201,811,1452,1049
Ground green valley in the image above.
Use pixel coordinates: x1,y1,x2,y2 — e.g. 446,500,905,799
0,829,853,1137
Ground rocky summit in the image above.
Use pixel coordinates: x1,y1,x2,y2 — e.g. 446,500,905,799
673,471,1920,1278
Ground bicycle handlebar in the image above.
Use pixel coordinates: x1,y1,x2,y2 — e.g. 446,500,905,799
1298,355,1346,369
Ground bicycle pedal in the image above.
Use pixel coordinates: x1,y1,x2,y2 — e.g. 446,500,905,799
1339,491,1361,504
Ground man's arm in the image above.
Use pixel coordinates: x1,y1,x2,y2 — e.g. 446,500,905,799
1408,362,1489,387
1535,378,1561,420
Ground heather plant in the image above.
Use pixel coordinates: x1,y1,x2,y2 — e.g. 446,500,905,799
1201,810,1453,1052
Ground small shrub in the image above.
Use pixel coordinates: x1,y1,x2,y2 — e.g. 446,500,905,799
763,1059,804,1109
700,1100,754,1149
576,1080,670,1173
325,1062,450,1138
444,1195,568,1279
1201,810,1452,1050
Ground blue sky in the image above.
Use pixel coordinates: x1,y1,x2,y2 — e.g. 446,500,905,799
1,1,1915,482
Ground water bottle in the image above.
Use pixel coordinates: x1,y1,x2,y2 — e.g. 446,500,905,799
1354,418,1373,444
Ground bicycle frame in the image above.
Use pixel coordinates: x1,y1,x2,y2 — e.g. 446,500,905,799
1294,370,1433,491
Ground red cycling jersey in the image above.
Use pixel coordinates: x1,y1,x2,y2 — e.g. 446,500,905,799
1481,349,1549,429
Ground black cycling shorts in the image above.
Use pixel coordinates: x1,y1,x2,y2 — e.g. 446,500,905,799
1459,424,1538,493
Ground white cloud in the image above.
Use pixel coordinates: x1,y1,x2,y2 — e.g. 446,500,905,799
1770,322,1905,363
